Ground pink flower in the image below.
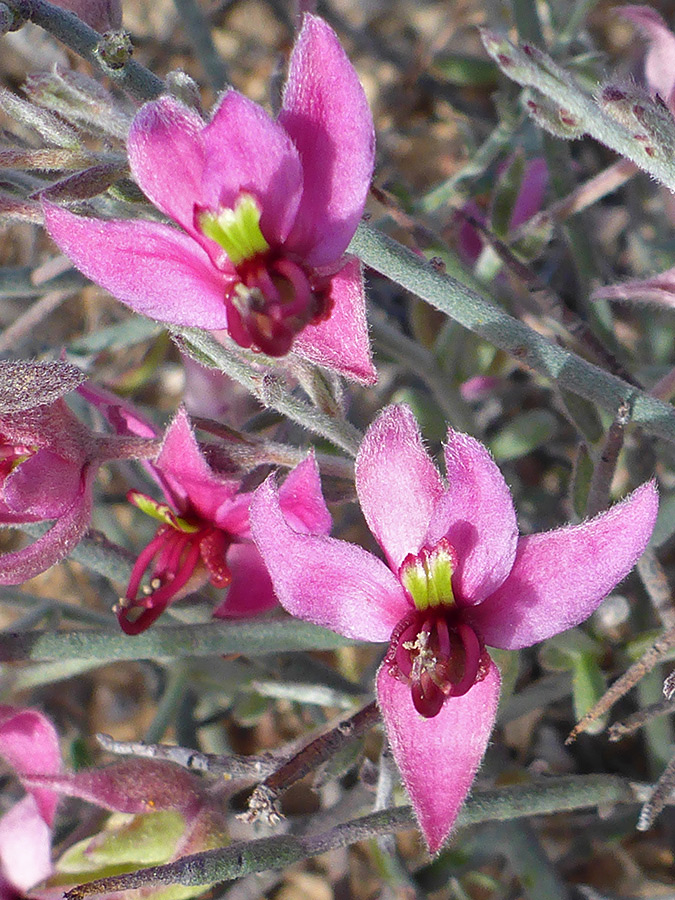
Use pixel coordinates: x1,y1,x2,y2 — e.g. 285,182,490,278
117,406,331,633
456,157,548,264
0,401,100,585
0,706,62,895
618,6,675,113
50,0,123,32
250,404,658,852
43,15,376,383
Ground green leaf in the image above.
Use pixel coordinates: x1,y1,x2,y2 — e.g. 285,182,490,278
488,409,558,461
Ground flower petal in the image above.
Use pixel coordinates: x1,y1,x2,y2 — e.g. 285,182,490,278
0,706,62,826
155,408,239,519
377,658,501,853
356,405,443,570
592,267,675,307
42,203,231,330
619,6,675,110
128,97,206,240
251,472,408,641
0,796,52,892
201,91,303,246
0,466,96,585
278,452,332,535
293,256,376,383
279,15,375,266
212,542,278,618
4,450,81,518
509,158,548,230
425,430,518,605
469,481,659,649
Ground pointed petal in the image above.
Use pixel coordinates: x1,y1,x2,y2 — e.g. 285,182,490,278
469,481,659,650
425,431,518,605
155,408,239,520
202,91,303,246
128,97,206,239
279,15,375,266
4,451,81,519
42,203,231,329
592,268,675,306
377,658,501,853
0,706,61,826
212,541,278,618
619,6,675,109
278,452,332,534
0,797,52,892
251,473,409,641
24,759,200,816
0,467,95,585
293,256,376,383
356,405,443,570
509,158,548,230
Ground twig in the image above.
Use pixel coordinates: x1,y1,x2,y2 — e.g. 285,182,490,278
637,549,675,631
608,697,675,741
63,775,644,897
8,0,163,100
96,733,281,779
172,0,229,91
244,700,380,824
567,625,675,742
638,751,675,831
586,403,629,517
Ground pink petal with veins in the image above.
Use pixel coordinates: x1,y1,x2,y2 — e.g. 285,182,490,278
469,481,659,649
377,658,501,853
356,404,443,570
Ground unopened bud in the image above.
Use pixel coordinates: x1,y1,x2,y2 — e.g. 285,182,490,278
94,29,133,71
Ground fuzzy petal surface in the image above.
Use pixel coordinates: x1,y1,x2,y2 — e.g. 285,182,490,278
469,481,659,649
356,405,443,570
509,158,548,230
377,659,501,853
128,97,206,240
251,473,409,640
43,203,231,329
293,256,376,383
4,451,81,519
619,6,675,110
0,706,61,826
202,91,303,247
0,796,52,892
277,453,332,535
212,542,278,618
279,15,375,266
0,466,95,585
155,408,239,520
425,430,518,605
592,268,675,307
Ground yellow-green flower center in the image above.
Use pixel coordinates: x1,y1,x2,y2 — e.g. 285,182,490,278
198,194,270,266
127,490,200,534
398,539,456,611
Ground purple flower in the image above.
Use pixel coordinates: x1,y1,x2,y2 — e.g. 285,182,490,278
618,6,675,113
250,404,658,852
0,401,100,585
43,15,376,383
117,406,331,634
0,705,62,895
50,0,123,32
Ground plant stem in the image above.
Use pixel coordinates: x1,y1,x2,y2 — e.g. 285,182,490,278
63,775,641,896
10,0,164,100
172,0,229,91
0,618,360,663
349,223,675,446
173,327,363,456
